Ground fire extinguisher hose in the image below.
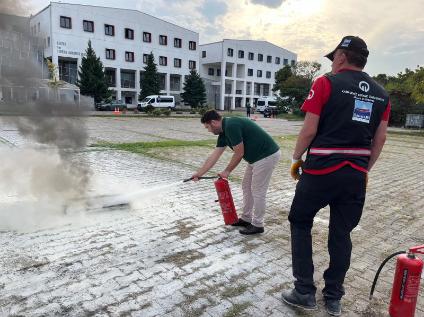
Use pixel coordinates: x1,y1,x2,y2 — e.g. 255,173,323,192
183,176,218,182
369,251,406,300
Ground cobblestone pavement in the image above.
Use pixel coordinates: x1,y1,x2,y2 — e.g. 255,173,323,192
0,116,423,317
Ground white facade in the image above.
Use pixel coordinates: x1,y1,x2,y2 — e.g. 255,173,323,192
199,39,297,110
29,2,199,105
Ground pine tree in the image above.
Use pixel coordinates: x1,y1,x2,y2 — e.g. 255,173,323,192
76,40,110,103
140,53,160,100
181,69,206,108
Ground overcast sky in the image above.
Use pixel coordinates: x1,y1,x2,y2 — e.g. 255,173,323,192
17,0,424,76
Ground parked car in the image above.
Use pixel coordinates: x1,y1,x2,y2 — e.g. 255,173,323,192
137,95,175,111
95,100,127,111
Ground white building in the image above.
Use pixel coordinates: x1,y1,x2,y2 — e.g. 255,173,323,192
200,39,297,110
29,2,199,106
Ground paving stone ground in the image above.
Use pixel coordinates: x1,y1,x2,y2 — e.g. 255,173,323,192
0,115,423,317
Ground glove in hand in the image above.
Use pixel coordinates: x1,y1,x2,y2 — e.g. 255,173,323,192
290,159,303,180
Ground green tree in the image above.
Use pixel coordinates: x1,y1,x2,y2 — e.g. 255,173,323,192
140,53,160,100
291,61,321,81
273,61,321,113
372,67,424,126
76,40,110,103
181,69,206,107
273,65,292,93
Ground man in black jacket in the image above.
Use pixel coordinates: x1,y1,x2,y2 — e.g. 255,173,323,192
281,36,390,316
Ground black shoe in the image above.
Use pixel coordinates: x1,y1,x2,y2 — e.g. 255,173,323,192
231,218,251,227
281,289,317,311
239,224,264,235
325,299,341,316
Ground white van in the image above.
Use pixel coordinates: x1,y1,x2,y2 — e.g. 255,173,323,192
256,96,278,113
137,95,175,110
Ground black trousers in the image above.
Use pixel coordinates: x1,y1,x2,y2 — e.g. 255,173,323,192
288,166,366,300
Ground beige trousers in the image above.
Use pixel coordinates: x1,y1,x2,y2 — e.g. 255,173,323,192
241,150,281,227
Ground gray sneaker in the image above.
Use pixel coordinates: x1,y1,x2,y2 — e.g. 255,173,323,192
325,299,341,316
281,288,317,310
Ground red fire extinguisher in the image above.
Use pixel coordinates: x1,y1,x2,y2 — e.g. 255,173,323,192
370,245,424,317
214,177,238,225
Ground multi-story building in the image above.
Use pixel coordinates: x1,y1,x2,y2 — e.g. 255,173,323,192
200,39,297,110
0,13,79,104
29,2,199,105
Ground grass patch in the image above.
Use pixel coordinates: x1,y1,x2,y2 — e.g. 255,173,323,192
278,113,305,121
93,139,216,154
221,284,249,298
223,302,252,317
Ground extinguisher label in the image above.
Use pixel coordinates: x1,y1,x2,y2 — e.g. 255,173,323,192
405,275,421,298
399,269,408,300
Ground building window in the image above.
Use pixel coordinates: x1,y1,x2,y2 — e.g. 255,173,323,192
159,35,167,45
159,56,167,66
267,55,272,63
105,49,115,60
266,71,271,78
105,69,116,87
247,68,253,76
257,70,262,77
170,75,181,91
37,22,40,32
248,52,254,60
83,20,94,32
105,24,114,36
202,51,206,58
125,28,134,40
121,71,135,88
174,58,181,68
189,41,196,50
238,50,244,58
174,38,182,48
258,54,263,62
47,36,50,47
208,68,214,76
291,60,296,66
143,32,151,43
189,60,196,70
125,51,134,62
227,48,233,57
60,16,72,29
143,54,149,64
275,57,280,64
283,58,288,65
217,69,221,76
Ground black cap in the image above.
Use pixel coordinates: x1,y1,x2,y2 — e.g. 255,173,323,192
325,36,369,61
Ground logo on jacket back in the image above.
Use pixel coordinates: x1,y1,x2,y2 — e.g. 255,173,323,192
352,99,373,123
359,81,370,92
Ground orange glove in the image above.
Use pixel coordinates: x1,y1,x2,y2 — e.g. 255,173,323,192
290,158,303,180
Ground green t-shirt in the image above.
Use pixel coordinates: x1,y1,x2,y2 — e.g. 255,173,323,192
216,117,279,164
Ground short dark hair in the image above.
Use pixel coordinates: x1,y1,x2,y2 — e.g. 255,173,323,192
340,49,367,68
201,109,222,124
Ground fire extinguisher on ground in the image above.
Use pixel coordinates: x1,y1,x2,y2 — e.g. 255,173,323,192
183,176,238,225
213,177,238,225
369,245,424,317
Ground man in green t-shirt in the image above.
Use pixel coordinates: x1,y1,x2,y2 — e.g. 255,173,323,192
191,110,281,235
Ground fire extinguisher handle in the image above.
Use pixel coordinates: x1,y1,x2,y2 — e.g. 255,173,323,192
409,244,424,255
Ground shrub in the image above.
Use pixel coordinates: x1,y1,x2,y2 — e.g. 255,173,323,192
198,106,211,117
152,109,162,117
144,104,155,113
162,109,171,116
